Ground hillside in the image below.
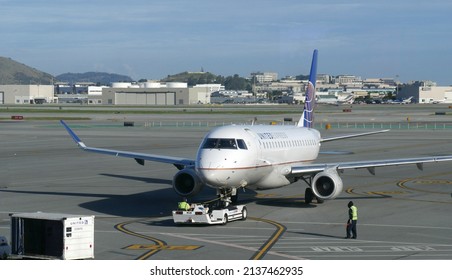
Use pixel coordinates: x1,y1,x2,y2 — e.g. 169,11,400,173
161,71,221,86
56,72,133,85
0,56,54,85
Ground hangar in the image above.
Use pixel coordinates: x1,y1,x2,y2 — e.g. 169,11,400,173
101,82,215,105
102,88,185,105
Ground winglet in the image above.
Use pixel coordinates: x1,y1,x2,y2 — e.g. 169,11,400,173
298,49,318,128
60,120,87,148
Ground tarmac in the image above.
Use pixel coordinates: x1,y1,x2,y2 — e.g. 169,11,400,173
1,104,452,260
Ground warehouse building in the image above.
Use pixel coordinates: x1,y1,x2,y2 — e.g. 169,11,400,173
0,85,55,104
398,81,452,103
417,86,452,104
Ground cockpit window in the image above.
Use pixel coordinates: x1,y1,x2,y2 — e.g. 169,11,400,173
237,139,248,150
202,138,238,149
202,138,218,149
218,139,237,149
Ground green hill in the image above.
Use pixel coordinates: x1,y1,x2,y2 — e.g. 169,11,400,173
0,56,54,85
162,71,223,86
56,72,133,85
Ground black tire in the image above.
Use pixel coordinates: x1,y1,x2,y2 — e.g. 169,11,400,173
222,214,228,225
241,207,248,220
305,188,314,204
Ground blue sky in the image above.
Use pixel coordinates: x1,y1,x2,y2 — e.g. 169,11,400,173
1,0,451,85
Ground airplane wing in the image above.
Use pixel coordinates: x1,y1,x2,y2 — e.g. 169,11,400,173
291,155,452,175
60,120,195,168
321,129,389,142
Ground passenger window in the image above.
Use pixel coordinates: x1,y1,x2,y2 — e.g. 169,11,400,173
237,139,248,150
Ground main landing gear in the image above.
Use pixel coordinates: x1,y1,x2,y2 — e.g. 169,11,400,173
300,176,324,205
304,187,324,204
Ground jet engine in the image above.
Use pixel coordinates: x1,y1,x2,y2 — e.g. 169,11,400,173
311,169,343,200
173,168,204,197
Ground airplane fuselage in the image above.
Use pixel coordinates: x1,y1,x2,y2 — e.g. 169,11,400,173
196,124,321,190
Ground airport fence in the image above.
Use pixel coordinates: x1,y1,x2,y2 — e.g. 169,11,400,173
315,122,452,130
142,121,452,130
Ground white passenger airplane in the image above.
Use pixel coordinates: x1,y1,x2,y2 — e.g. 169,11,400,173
388,96,413,104
61,50,452,204
316,94,354,105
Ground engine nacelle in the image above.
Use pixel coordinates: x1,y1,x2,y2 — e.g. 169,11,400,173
311,169,343,200
173,168,204,197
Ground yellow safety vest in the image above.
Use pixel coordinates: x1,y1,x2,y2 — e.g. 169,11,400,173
350,205,358,220
178,201,190,210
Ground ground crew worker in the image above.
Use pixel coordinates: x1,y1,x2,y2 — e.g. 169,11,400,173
178,198,190,211
346,201,358,239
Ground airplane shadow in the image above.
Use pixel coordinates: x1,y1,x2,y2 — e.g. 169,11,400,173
100,173,172,185
1,172,390,218
244,192,388,209
253,197,318,209
0,173,213,217
0,187,177,217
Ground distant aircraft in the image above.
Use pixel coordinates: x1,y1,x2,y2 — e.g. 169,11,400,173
388,96,413,104
61,50,452,204
431,99,446,104
316,94,355,105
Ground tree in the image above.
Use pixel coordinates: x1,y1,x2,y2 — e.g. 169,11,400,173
215,75,226,85
224,74,251,90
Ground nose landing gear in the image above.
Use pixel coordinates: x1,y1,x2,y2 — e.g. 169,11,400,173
217,187,242,205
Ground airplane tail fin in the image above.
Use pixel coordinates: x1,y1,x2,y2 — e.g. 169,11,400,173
298,49,318,128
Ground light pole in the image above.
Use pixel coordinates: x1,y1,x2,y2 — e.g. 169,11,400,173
395,75,399,98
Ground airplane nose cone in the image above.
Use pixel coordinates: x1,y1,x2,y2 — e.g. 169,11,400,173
198,168,217,185
198,158,223,185
197,151,234,186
